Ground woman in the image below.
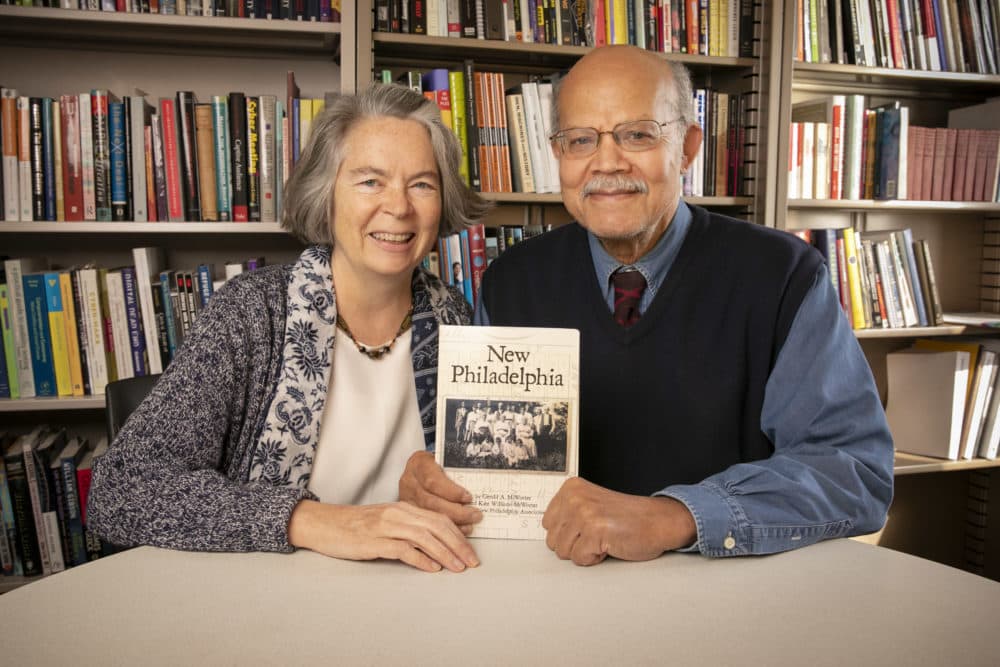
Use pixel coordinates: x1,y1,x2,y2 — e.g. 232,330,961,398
88,84,490,573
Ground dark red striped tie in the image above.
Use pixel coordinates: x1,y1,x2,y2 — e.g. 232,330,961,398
612,269,646,327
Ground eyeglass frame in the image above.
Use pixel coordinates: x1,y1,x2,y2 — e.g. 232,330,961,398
548,118,685,157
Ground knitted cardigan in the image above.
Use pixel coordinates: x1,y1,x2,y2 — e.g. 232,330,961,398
87,245,471,553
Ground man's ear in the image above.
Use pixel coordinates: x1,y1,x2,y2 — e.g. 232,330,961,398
681,124,704,171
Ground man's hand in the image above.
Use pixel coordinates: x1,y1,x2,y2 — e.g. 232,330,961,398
398,451,483,533
541,477,698,566
288,499,480,573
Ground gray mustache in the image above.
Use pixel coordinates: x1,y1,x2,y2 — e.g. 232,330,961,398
582,176,649,195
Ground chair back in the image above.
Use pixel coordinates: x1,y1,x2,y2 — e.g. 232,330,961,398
105,374,162,442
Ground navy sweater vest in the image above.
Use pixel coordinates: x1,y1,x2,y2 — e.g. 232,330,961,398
481,206,823,495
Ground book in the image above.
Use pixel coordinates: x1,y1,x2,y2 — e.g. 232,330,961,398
132,247,167,375
886,347,969,460
434,324,579,540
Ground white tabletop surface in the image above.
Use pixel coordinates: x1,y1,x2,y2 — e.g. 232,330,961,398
2,538,999,666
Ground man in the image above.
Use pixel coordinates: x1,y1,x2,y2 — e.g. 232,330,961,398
400,46,893,565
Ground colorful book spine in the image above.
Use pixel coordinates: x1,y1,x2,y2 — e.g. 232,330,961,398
228,92,249,222
159,98,185,222
212,95,232,222
91,90,112,221
3,441,41,576
60,94,84,221
21,273,57,397
246,96,260,221
121,266,148,377
0,284,19,399
109,100,128,221
42,272,73,397
78,92,96,221
58,272,85,397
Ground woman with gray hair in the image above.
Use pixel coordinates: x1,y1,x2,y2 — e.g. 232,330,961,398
88,84,490,573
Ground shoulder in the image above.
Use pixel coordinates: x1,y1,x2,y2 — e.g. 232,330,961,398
415,266,472,324
692,205,822,270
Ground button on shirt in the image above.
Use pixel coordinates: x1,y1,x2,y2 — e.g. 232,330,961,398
475,200,893,556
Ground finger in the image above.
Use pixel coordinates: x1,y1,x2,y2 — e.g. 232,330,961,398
546,519,579,561
391,505,480,570
410,491,483,527
422,466,474,504
379,538,442,573
569,533,608,567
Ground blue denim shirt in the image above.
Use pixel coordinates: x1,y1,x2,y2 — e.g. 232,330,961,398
475,201,894,556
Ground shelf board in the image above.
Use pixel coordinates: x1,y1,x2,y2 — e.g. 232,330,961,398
793,61,1000,95
894,451,1000,475
0,6,341,58
482,193,753,207
372,32,756,70
786,199,1000,213
0,222,289,234
855,325,970,339
0,395,106,412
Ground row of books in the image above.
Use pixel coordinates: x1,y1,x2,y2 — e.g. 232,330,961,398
0,84,328,223
375,0,760,58
0,251,266,399
796,0,1000,74
789,95,1000,202
887,338,1000,462
394,65,755,198
794,226,943,331
1,426,110,578
2,0,342,21
423,222,551,308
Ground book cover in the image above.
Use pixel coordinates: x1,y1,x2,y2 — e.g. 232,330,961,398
1,88,18,221
176,91,201,221
77,267,110,395
109,100,128,221
130,94,154,223
3,432,43,576
120,266,148,377
21,272,57,397
886,347,969,460
434,324,579,540
246,96,261,222
228,91,249,222
211,95,232,222
42,272,73,397
91,90,114,221
0,283,20,399
193,102,219,222
57,271,85,397
158,97,185,222
59,93,84,221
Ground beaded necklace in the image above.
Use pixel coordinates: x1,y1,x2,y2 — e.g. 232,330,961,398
335,305,414,360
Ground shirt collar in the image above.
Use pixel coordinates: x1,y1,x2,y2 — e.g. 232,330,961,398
588,200,692,307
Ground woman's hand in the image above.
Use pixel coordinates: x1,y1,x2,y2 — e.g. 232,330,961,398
287,499,480,573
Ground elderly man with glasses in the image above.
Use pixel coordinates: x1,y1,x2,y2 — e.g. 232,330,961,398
400,45,894,567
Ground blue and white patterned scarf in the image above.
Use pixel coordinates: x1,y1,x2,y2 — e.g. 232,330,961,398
248,245,471,490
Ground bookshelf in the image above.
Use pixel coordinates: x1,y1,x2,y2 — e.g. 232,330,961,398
775,0,1000,576
353,0,771,230
0,5,355,438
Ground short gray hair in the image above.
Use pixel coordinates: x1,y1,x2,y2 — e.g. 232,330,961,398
551,60,696,131
282,83,491,245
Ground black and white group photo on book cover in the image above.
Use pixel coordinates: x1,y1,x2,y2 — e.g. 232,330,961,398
442,398,570,472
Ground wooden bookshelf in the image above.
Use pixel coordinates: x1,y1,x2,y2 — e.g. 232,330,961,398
895,451,1000,476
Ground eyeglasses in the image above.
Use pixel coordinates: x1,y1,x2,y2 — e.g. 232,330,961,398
549,119,680,157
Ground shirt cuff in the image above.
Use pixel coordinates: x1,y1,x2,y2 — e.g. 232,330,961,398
657,482,749,557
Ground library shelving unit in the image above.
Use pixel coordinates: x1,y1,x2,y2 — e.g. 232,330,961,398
0,4,355,436
773,0,1000,577
352,0,772,232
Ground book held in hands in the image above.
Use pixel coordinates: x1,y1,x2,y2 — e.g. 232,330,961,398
435,325,579,540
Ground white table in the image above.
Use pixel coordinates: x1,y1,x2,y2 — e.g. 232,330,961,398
2,538,999,666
